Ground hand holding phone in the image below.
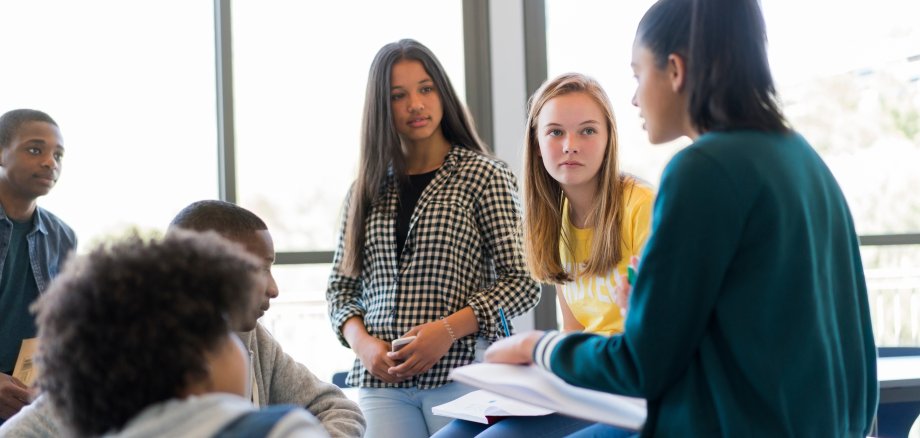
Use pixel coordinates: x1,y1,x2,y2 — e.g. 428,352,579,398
391,335,417,352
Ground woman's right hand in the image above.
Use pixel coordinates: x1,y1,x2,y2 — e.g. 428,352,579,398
352,336,406,383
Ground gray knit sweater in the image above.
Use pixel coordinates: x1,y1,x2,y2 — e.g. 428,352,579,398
0,323,365,437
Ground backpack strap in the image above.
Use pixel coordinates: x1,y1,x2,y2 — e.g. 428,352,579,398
213,404,299,438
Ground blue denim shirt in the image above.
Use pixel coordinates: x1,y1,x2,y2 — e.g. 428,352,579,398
0,204,77,295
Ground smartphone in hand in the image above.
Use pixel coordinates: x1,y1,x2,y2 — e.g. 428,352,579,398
391,335,417,352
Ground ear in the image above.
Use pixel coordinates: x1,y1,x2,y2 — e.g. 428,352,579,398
666,53,687,93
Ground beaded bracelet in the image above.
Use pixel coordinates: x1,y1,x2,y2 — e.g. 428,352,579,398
441,318,458,343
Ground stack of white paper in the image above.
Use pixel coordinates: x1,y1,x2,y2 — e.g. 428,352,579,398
432,389,554,424
448,363,646,431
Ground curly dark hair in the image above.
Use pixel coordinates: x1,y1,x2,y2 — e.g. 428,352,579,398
33,230,261,437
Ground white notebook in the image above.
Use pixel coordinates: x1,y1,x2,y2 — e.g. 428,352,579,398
448,363,646,431
432,389,554,424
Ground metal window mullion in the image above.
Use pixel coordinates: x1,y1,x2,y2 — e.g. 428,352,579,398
463,0,493,149
215,0,237,203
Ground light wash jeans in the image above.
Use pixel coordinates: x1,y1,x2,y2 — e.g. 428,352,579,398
359,381,478,438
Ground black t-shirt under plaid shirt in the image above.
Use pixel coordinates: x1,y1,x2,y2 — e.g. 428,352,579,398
396,168,438,258
326,145,541,389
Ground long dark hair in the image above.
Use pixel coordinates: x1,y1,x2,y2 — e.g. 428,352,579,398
342,39,488,275
637,0,788,134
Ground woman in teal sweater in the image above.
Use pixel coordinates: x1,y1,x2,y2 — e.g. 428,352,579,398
485,0,878,436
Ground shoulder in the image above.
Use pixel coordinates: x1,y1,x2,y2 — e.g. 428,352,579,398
248,323,282,359
36,206,77,243
0,394,60,436
452,147,511,177
622,177,655,207
688,130,805,162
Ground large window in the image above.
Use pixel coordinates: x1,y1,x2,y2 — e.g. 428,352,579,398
0,1,219,245
231,0,467,378
545,0,920,345
231,0,466,253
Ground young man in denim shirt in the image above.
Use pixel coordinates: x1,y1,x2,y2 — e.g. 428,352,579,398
0,109,76,424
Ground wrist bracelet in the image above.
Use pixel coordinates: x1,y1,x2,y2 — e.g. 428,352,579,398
441,318,458,343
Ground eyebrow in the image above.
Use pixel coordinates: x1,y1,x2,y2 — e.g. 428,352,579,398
541,120,601,127
24,139,65,150
391,78,434,90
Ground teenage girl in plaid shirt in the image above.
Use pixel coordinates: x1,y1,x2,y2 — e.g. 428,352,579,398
326,39,540,438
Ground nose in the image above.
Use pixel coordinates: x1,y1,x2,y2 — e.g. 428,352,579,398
631,89,639,108
266,272,279,300
408,93,424,113
562,135,578,154
41,153,59,170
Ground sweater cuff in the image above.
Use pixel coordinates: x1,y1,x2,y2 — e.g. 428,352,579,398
533,330,565,371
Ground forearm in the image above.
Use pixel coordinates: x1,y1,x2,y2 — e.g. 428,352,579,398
307,384,366,438
342,316,371,349
443,306,478,339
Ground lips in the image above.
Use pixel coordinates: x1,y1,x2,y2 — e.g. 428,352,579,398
408,116,430,128
560,161,582,167
34,173,57,184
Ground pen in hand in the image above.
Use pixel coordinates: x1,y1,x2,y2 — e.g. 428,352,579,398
498,307,511,337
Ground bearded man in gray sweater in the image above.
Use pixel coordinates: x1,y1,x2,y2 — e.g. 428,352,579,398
0,200,365,438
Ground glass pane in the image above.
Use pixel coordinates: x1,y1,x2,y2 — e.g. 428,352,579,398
0,1,219,246
762,0,920,235
231,0,466,252
545,0,688,189
545,0,920,235
862,245,920,346
260,264,355,384
546,0,920,345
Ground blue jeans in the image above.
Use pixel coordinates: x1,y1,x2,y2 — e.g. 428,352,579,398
431,414,597,438
359,382,477,438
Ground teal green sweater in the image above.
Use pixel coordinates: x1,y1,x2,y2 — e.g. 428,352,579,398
540,131,878,436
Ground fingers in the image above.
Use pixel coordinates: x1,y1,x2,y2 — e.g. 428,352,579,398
8,375,27,389
387,347,409,363
484,336,524,364
0,377,30,402
0,381,30,420
367,356,405,383
388,357,434,377
404,326,421,337
368,368,402,383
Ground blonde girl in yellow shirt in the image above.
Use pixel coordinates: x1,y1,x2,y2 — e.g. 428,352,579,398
431,73,655,437
523,72,654,336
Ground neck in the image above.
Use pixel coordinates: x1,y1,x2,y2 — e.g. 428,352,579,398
564,184,597,229
0,186,38,222
403,134,451,175
685,121,701,140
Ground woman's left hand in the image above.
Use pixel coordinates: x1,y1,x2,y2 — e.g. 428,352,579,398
386,320,454,378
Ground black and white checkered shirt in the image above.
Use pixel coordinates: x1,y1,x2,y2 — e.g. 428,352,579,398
327,146,541,389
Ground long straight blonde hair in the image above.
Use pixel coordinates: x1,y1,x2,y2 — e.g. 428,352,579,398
523,73,633,284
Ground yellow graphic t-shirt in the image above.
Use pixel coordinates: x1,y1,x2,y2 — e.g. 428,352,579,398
559,182,654,336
